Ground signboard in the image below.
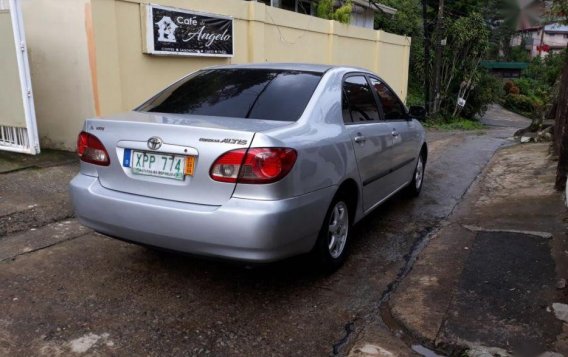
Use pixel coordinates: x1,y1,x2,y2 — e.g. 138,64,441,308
145,4,233,57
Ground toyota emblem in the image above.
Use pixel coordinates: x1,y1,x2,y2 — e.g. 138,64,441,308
147,136,163,150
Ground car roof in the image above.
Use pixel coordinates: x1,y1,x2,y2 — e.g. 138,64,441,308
208,62,366,74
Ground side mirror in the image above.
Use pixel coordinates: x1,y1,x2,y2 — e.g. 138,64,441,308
408,106,427,120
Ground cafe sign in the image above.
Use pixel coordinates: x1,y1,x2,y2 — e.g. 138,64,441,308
145,4,234,57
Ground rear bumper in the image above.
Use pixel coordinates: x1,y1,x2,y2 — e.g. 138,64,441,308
69,174,334,262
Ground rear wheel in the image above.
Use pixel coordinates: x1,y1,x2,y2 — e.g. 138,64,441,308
404,151,425,197
314,195,352,271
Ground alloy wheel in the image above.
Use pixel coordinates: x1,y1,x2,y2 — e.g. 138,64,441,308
328,201,349,259
415,156,424,190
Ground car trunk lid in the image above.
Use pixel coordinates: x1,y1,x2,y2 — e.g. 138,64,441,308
84,112,291,206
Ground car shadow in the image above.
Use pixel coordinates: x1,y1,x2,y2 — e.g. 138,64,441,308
132,187,421,290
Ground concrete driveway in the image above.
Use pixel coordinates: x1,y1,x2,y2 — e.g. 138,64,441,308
0,107,532,356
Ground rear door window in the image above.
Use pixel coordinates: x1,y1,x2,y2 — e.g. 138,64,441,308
343,76,380,123
137,69,322,122
369,77,407,120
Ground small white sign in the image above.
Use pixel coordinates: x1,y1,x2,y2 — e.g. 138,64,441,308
457,97,466,107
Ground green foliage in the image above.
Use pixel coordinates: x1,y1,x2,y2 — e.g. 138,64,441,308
374,0,424,86
316,0,352,24
485,0,523,61
524,52,567,87
446,0,489,15
436,13,491,116
316,0,333,19
333,2,352,23
375,0,508,121
502,93,538,117
406,83,425,107
508,44,531,62
497,51,566,119
423,117,485,131
553,1,568,24
442,13,491,81
460,70,502,119
513,78,532,95
374,0,421,36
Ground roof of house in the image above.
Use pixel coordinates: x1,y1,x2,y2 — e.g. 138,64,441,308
545,24,568,33
352,0,397,15
480,61,530,70
518,23,568,33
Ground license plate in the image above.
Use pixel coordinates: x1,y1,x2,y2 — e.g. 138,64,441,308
126,150,195,180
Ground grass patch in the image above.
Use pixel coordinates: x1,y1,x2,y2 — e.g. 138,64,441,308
424,118,486,131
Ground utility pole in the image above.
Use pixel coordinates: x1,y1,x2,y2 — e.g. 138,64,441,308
554,56,568,190
423,0,430,113
538,24,545,57
432,0,444,114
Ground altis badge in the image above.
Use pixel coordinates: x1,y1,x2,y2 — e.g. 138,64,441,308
199,138,248,145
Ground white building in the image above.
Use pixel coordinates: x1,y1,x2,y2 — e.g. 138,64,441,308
253,0,397,29
511,23,568,58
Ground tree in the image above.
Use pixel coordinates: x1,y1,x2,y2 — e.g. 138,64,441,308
375,0,499,116
432,13,490,117
316,0,352,24
374,0,425,92
551,0,568,190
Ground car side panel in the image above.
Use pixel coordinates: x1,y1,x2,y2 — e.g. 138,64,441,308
390,119,424,184
231,70,361,201
344,122,394,211
389,120,419,183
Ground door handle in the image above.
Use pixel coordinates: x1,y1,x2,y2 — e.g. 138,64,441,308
354,134,366,144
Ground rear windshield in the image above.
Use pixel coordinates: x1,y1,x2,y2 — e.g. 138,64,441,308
136,69,323,122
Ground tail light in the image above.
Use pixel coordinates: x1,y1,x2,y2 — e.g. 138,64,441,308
210,148,297,184
76,131,110,166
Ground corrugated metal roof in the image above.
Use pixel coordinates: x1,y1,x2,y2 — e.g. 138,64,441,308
480,61,530,70
545,24,568,33
352,0,397,15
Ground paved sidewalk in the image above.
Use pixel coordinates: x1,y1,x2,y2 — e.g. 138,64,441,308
389,143,568,356
0,150,78,237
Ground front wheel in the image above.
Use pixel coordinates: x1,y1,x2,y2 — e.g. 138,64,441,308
313,196,352,271
404,152,425,197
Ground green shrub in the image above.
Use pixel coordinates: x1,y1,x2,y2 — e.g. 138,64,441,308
503,94,535,116
461,70,501,119
514,78,534,96
316,0,352,23
424,116,485,130
497,51,566,120
524,51,567,87
406,84,425,107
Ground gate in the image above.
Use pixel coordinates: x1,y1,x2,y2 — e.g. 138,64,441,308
0,0,39,154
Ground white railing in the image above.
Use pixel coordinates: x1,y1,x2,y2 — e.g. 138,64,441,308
0,0,39,154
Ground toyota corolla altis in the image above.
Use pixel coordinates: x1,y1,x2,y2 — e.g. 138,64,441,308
70,63,427,270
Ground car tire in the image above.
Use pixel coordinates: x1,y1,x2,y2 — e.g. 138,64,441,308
313,194,352,272
404,151,425,197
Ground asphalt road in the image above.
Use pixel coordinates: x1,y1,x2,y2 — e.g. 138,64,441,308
0,108,529,356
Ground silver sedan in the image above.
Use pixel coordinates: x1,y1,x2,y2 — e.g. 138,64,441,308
70,63,427,270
